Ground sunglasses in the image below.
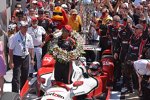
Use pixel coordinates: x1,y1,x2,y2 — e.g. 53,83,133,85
53,12,62,16
121,7,127,9
113,20,120,22
90,68,97,71
38,12,44,15
137,8,142,10
135,28,141,30
22,26,28,28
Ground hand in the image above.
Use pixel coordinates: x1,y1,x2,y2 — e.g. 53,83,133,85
138,55,142,60
9,62,14,69
40,41,45,48
148,78,150,83
30,59,35,66
114,53,118,60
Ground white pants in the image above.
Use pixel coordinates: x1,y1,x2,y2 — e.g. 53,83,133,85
29,47,42,73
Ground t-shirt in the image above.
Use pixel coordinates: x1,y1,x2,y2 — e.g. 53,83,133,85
9,32,34,56
28,26,46,46
68,15,82,32
134,59,150,75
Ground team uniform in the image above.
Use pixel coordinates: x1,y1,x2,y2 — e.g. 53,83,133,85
124,34,143,92
107,24,122,84
114,24,133,85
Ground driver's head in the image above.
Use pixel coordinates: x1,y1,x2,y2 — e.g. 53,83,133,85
61,25,72,39
88,61,103,76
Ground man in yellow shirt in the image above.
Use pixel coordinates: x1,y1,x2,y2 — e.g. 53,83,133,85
68,9,82,32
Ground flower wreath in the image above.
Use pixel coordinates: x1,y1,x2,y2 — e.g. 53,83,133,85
49,31,85,63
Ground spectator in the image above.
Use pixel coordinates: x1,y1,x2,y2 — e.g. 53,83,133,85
30,0,38,13
133,5,143,25
99,8,112,25
26,8,37,26
0,32,6,98
68,9,82,32
28,17,46,75
9,21,34,93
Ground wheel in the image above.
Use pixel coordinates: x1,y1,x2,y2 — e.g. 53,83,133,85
1,92,20,100
99,89,108,100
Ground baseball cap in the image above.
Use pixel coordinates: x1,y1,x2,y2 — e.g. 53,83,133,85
89,61,101,70
32,0,38,4
37,2,43,8
31,17,38,21
135,24,143,30
141,0,146,2
70,9,78,14
16,4,22,8
20,21,28,27
61,4,68,9
64,25,72,32
38,9,44,14
102,8,109,13
70,9,78,15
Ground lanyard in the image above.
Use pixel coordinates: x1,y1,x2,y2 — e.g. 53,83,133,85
19,32,26,52
32,27,38,38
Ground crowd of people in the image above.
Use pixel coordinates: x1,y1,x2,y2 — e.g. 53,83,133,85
0,0,150,99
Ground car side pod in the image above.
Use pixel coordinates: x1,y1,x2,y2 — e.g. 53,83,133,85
73,81,84,87
41,54,56,68
72,77,98,96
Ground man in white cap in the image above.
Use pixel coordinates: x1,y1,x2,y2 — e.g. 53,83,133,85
27,17,46,75
9,21,34,93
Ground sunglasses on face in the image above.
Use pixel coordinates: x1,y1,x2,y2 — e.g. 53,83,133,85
38,12,44,15
90,68,97,71
113,20,120,22
53,12,62,16
135,28,141,30
121,7,127,10
22,26,28,28
137,8,142,10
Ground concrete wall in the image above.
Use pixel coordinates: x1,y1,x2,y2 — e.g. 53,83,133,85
11,0,27,13
0,0,6,12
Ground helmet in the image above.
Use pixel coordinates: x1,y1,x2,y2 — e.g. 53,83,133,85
62,25,72,33
60,39,74,51
102,49,112,55
52,6,63,21
88,61,103,76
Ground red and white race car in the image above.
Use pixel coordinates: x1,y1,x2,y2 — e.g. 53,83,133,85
1,48,114,100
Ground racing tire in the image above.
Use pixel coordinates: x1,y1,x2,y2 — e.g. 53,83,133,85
99,89,108,100
1,92,20,100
